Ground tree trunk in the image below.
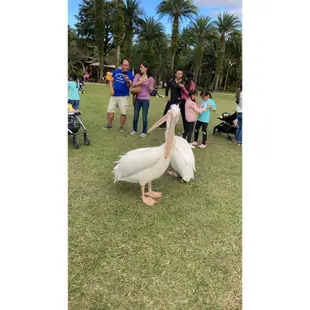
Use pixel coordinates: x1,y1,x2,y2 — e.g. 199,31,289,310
116,45,121,67
194,66,199,85
198,67,202,87
219,74,224,89
224,65,230,92
170,17,179,73
214,73,220,91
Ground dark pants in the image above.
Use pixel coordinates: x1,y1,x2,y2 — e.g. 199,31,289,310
180,99,187,132
182,121,195,143
159,99,180,128
194,121,208,145
235,112,242,144
133,99,150,134
68,99,80,110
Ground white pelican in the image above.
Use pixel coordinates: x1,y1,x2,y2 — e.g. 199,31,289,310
147,113,196,183
113,105,180,206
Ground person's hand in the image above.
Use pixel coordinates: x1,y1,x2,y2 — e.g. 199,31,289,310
110,89,115,96
179,83,185,88
124,74,129,81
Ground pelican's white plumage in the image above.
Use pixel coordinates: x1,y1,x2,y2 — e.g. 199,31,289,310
113,144,170,185
170,136,196,182
112,104,180,206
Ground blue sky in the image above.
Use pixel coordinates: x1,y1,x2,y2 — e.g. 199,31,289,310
68,0,242,34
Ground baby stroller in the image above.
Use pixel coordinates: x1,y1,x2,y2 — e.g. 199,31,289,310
212,111,237,140
68,111,90,149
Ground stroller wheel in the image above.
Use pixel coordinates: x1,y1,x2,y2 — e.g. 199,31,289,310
73,136,79,149
84,134,90,146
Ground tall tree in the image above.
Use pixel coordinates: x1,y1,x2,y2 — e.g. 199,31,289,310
223,30,242,91
189,16,216,83
124,0,143,63
213,12,241,90
75,0,115,74
136,17,166,73
156,0,197,73
113,0,125,67
95,0,105,79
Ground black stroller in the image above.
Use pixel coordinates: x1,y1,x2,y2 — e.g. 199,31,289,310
68,111,90,149
212,111,237,140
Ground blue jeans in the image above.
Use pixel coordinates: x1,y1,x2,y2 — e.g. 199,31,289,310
236,112,242,144
69,99,80,110
133,99,150,134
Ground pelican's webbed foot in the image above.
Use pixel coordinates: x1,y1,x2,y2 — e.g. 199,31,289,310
145,182,162,198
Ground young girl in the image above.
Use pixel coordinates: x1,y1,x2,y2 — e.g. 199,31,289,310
68,72,80,110
192,90,216,149
182,90,207,147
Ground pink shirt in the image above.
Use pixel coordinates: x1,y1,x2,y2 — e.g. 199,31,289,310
133,74,155,100
181,81,196,100
185,98,205,122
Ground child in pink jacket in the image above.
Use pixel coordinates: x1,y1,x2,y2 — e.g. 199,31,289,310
182,90,207,147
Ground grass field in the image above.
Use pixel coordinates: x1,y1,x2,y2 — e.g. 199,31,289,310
68,84,242,310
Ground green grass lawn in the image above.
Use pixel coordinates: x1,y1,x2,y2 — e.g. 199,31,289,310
68,84,242,310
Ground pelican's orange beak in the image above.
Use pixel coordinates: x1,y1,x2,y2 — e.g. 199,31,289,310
147,113,169,134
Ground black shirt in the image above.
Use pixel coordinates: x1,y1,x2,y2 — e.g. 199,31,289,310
165,78,183,103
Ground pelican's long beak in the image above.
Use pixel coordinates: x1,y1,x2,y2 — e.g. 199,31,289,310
147,113,169,134
164,120,175,159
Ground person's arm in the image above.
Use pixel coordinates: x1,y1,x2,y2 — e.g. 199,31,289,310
109,77,114,96
132,74,139,86
124,73,132,88
148,77,154,92
189,100,205,113
165,79,171,97
207,103,216,112
182,86,189,97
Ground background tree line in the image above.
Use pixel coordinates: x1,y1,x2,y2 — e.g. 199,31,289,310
68,0,242,91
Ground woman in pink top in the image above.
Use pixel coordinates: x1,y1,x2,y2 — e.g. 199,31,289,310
182,90,206,146
130,63,155,137
180,72,196,134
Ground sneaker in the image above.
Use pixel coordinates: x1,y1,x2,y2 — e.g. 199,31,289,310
103,124,112,129
120,127,125,132
190,145,195,149
191,141,198,146
198,144,207,149
140,133,147,138
130,130,137,135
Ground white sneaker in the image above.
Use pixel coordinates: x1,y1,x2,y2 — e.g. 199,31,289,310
191,141,198,146
191,145,195,149
198,144,207,149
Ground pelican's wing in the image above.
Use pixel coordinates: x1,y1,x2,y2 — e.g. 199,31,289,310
170,136,196,182
113,146,164,181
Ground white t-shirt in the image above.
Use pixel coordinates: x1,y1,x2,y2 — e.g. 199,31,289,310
236,91,242,113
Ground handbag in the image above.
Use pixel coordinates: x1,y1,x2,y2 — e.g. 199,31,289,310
130,84,141,95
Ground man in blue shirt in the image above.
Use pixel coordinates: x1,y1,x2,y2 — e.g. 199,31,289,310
104,59,134,131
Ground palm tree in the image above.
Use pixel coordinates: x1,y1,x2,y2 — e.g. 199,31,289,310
94,0,105,79
113,0,125,66
124,0,143,63
156,0,198,73
213,12,241,90
137,17,166,73
223,30,242,91
189,16,216,83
